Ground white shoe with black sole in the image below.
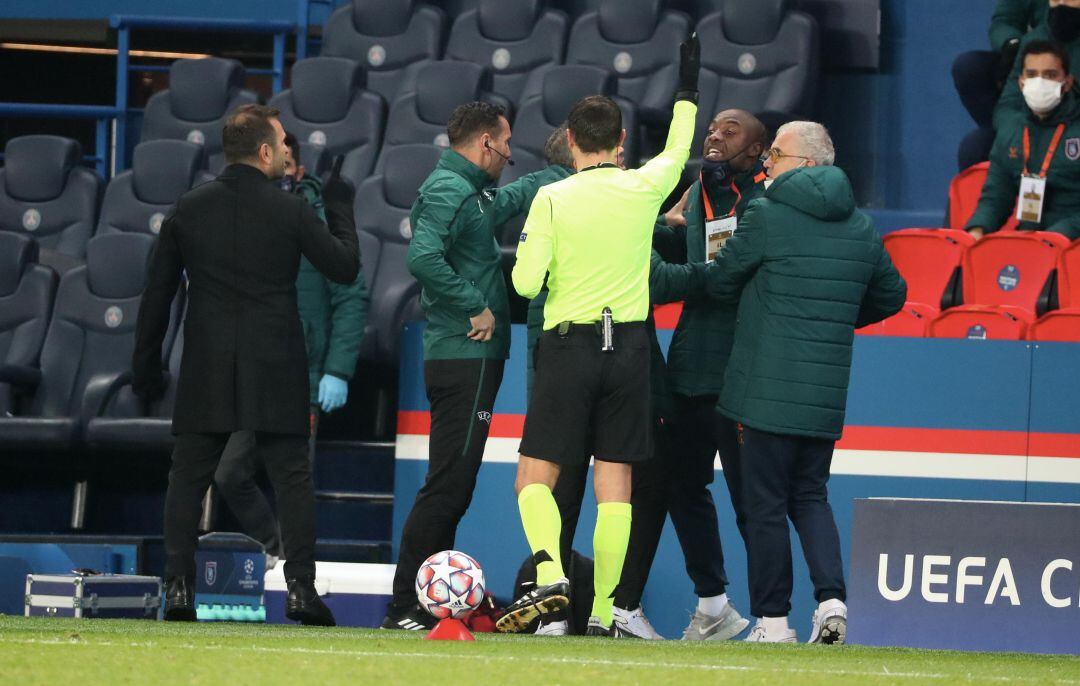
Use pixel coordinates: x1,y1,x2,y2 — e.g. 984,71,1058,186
808,599,847,645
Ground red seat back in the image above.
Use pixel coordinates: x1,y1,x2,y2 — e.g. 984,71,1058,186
929,305,1032,340
948,162,1020,232
857,302,938,337
961,232,1069,312
883,229,973,307
1058,241,1080,309
1029,309,1080,342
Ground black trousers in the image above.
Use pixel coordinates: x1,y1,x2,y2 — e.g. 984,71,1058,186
390,358,505,607
663,395,743,599
213,406,320,557
738,423,846,618
164,431,316,581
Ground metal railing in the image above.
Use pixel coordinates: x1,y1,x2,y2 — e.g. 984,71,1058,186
1,14,300,177
110,14,295,172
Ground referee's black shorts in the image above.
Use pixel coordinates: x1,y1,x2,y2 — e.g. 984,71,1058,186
520,321,650,466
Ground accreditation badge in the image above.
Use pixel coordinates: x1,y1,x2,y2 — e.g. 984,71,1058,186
705,215,738,261
1017,175,1047,224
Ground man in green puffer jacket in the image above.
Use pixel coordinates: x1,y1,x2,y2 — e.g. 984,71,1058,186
704,122,906,644
213,133,369,565
383,102,572,631
973,39,1080,239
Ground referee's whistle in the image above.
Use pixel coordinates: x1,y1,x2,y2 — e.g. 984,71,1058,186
601,307,614,352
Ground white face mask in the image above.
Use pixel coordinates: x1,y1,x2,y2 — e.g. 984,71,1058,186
1022,77,1065,115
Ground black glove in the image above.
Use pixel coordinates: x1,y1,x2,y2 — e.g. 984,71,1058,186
676,31,700,104
995,37,1020,86
322,155,355,207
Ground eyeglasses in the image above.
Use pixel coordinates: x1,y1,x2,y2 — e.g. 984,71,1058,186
761,148,812,163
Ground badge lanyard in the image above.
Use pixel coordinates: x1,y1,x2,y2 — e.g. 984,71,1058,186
699,171,742,221
1022,123,1066,178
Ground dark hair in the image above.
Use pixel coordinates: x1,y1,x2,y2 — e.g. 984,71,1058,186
1022,39,1071,75
567,96,622,153
283,132,300,164
544,124,573,167
223,104,281,163
447,101,506,147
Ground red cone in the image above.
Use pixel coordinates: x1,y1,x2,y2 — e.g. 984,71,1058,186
425,617,475,641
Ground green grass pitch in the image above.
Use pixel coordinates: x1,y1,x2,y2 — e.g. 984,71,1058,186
1,616,1079,685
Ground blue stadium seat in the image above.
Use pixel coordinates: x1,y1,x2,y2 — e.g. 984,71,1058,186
84,305,185,454
696,0,819,130
321,0,446,106
378,61,508,168
444,0,568,106
96,140,204,238
140,58,260,173
354,144,442,361
564,0,689,131
299,142,331,178
0,136,102,274
0,233,155,453
0,234,58,417
270,57,386,185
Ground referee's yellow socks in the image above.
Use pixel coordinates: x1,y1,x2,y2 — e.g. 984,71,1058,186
591,501,632,627
517,483,564,586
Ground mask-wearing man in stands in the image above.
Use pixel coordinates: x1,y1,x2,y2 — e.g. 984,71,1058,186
968,39,1080,240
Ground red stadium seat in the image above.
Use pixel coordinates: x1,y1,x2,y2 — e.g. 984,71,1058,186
961,231,1069,313
929,305,1032,340
1028,309,1080,342
947,162,1019,232
857,302,938,337
882,229,974,308
1057,241,1080,308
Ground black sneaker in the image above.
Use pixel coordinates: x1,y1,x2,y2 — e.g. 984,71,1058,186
495,577,570,633
585,616,616,637
380,602,436,631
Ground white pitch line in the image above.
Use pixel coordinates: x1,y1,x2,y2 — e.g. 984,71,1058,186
3,637,1078,684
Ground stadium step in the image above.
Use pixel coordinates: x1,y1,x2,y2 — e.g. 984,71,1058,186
314,538,392,564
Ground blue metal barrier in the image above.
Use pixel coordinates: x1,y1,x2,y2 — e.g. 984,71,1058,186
0,104,119,177
110,14,295,172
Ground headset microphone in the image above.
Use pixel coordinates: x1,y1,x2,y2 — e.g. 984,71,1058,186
485,140,515,166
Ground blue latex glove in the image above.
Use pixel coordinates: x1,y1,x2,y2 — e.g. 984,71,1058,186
317,374,349,413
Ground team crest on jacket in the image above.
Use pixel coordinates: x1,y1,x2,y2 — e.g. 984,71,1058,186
477,411,492,424
1066,138,1080,161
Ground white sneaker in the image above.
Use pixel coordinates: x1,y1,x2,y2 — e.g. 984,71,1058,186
681,603,750,641
808,599,847,644
744,619,797,643
534,618,568,636
612,605,664,640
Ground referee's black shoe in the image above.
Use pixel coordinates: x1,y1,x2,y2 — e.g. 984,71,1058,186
285,576,337,626
496,577,570,633
380,602,436,631
585,616,617,637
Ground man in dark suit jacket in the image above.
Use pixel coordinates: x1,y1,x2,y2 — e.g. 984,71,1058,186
132,104,359,625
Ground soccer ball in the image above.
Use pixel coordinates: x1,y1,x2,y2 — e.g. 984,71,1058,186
415,550,486,620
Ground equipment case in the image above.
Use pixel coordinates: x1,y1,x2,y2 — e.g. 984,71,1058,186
24,573,162,619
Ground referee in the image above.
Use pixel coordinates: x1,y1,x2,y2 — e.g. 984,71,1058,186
496,34,701,637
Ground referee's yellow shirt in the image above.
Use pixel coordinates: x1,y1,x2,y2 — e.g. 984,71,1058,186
512,100,697,328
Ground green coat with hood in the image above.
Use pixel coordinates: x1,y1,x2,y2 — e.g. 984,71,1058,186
971,89,1080,239
408,150,570,361
294,175,369,403
704,166,907,440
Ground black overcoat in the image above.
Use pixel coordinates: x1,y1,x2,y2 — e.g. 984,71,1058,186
132,164,359,436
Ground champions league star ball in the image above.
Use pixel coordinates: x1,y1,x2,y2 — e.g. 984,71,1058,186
415,550,486,619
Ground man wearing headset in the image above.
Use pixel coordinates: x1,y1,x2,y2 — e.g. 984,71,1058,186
382,102,571,630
